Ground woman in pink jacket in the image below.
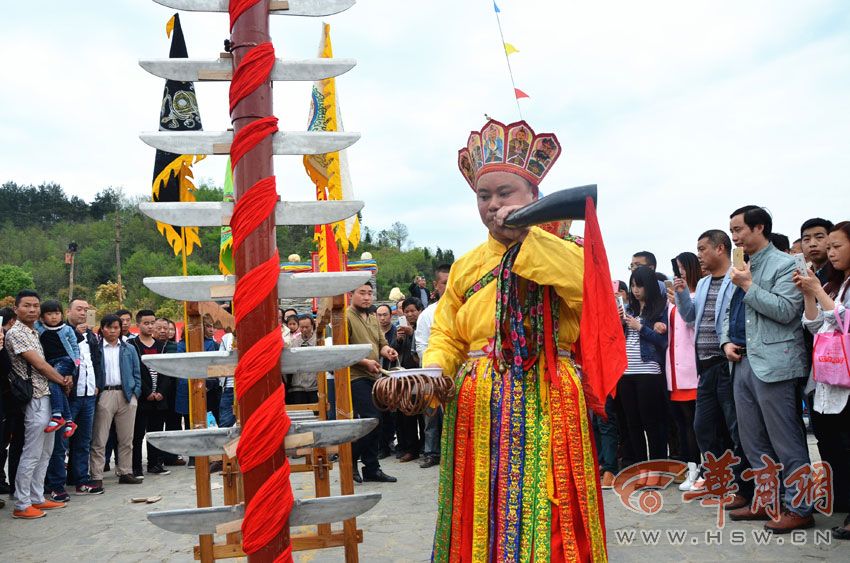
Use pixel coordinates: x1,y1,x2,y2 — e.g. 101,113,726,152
667,252,702,490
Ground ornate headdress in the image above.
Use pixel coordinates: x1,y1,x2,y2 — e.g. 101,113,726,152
457,118,561,191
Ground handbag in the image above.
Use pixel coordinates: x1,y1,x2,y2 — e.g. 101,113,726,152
812,308,850,388
9,361,34,405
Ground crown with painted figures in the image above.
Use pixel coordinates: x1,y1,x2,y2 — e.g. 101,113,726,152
457,119,561,191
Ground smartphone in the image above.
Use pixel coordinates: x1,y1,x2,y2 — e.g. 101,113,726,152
732,247,745,270
398,315,408,328
670,259,681,279
616,296,625,318
664,280,674,291
793,253,809,277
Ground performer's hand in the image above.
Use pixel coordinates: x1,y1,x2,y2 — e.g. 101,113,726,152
492,205,530,244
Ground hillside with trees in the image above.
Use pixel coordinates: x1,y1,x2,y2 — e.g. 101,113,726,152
0,181,453,317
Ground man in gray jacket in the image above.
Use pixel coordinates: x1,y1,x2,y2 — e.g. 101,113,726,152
722,205,813,532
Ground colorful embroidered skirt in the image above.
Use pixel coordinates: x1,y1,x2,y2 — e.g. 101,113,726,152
432,355,607,562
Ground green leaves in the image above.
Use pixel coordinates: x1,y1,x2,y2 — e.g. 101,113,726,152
0,265,35,299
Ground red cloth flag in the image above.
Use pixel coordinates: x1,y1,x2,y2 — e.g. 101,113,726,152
514,88,529,99
578,197,626,417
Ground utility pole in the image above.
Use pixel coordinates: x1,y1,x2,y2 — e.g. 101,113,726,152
115,211,123,307
67,241,78,301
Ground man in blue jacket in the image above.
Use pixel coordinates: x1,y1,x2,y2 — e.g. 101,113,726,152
721,206,812,532
674,230,752,506
87,314,142,490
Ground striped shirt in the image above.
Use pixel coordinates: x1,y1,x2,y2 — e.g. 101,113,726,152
623,324,661,375
696,276,724,360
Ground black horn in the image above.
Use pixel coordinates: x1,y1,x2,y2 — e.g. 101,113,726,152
504,184,597,228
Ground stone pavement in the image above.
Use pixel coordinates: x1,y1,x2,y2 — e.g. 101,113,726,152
1,436,846,562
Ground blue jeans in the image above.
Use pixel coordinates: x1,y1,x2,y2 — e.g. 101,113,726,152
68,396,95,485
592,396,619,474
45,395,96,491
423,407,443,458
219,387,236,428
326,378,336,420
48,357,75,420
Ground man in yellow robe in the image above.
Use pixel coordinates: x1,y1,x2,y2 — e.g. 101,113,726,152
424,119,608,562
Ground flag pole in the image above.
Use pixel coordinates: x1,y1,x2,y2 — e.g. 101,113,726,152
493,5,523,120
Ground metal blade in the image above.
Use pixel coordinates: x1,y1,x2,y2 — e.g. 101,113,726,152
138,58,356,82
141,344,372,378
504,185,598,227
146,418,377,456
151,0,355,17
139,130,359,155
138,200,364,227
143,271,372,301
148,492,380,535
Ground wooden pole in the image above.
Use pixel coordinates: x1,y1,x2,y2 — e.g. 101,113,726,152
331,294,359,563
230,2,290,560
115,211,124,308
186,301,214,562
68,251,76,301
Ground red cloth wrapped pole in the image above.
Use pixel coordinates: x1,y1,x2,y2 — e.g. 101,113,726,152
229,1,293,561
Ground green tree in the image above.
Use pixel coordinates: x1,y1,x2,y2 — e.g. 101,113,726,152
0,265,35,298
90,187,122,220
94,281,126,317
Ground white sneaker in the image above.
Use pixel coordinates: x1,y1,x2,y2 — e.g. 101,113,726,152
678,462,699,491
690,476,706,492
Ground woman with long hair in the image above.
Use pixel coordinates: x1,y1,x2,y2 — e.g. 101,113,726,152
795,221,850,540
618,266,669,486
667,252,702,491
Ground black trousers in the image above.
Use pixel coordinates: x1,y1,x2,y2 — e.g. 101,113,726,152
379,410,397,454
617,372,669,464
811,399,850,513
351,378,381,475
0,397,8,484
161,409,183,464
4,408,24,494
398,413,423,455
286,390,319,405
133,407,167,474
206,380,222,425
694,359,752,498
671,400,700,464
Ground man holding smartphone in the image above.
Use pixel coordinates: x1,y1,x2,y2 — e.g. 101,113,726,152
722,205,812,532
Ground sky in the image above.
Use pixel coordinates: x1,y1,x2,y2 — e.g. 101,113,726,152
2,0,849,282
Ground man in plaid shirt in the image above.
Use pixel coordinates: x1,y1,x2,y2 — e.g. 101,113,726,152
5,290,71,519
